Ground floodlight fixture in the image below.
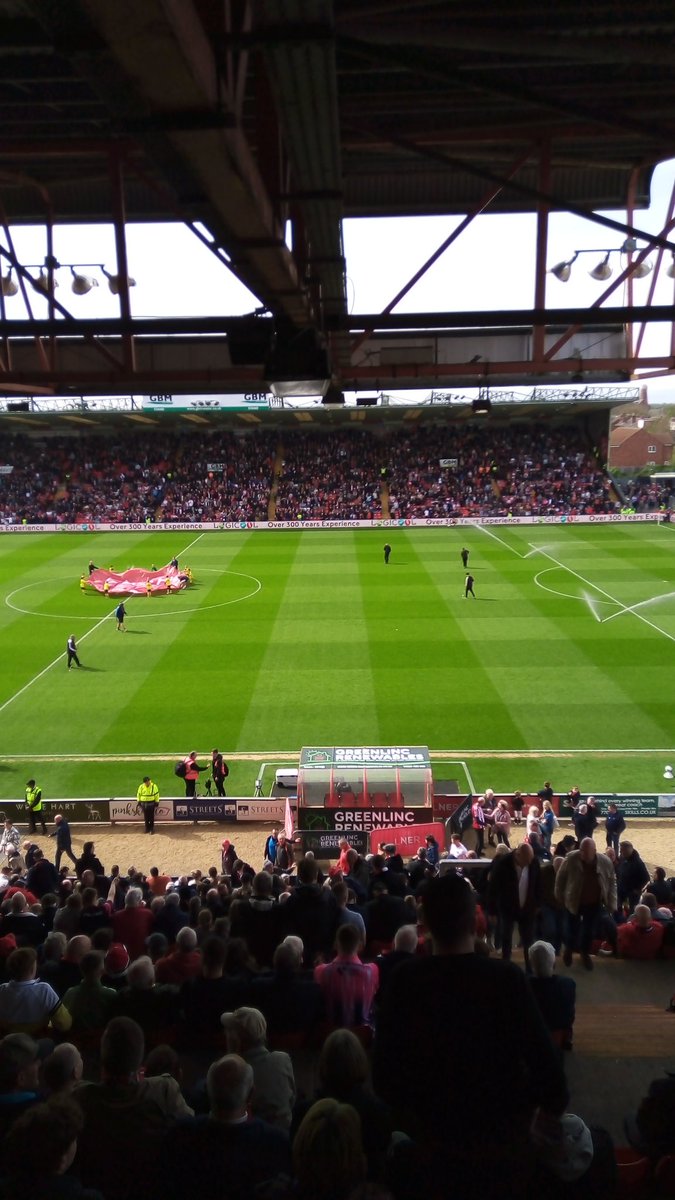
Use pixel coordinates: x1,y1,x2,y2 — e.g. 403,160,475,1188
549,241,655,283
472,390,491,416
0,270,17,297
589,252,612,281
265,325,331,398
70,268,99,295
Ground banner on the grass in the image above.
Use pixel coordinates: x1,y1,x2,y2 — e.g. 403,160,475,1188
297,829,370,859
300,806,434,832
173,799,235,821
369,821,446,856
235,799,297,823
109,800,174,823
0,513,661,534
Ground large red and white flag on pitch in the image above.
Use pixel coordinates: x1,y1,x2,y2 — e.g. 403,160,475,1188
284,796,294,840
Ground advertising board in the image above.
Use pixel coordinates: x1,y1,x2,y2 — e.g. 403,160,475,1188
300,807,433,832
235,799,297,823
109,800,174,823
173,800,235,822
1,800,111,823
369,821,446,856
296,829,370,859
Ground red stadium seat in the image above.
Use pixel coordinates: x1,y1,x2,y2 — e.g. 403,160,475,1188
615,1147,651,1198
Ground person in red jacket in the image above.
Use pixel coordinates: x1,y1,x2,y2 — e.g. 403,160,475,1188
111,887,154,961
182,753,206,799
617,904,664,960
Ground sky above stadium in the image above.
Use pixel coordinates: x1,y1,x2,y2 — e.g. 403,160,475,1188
4,157,675,404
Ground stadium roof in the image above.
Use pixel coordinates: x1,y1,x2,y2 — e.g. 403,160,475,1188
1,1,675,396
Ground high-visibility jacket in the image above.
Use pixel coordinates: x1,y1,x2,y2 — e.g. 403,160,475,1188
136,781,159,806
25,785,43,812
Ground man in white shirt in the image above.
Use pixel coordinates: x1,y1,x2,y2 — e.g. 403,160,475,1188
449,835,469,860
0,821,20,864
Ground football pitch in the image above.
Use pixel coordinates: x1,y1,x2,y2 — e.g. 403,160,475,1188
0,522,674,802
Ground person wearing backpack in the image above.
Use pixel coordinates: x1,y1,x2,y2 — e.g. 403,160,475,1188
180,753,206,798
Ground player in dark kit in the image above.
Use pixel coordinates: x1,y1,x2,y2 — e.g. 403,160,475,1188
384,543,392,564
115,601,127,631
461,547,469,568
66,634,81,669
464,573,476,598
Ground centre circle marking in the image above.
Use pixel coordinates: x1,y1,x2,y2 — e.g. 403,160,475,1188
4,567,261,621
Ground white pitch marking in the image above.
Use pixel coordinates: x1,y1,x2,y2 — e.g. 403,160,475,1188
0,608,114,716
459,760,477,793
533,568,616,607
473,523,527,558
5,567,262,621
2,746,672,761
528,544,675,644
0,531,208,715
603,589,675,624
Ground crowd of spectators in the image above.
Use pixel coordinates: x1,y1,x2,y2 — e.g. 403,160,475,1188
274,430,383,521
0,805,671,1196
618,476,673,514
0,431,277,525
0,422,622,525
387,425,614,519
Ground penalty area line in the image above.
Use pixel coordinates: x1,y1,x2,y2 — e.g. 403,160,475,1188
528,544,675,645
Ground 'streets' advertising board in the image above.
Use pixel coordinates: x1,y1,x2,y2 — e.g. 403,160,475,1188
173,800,236,822
235,800,297,823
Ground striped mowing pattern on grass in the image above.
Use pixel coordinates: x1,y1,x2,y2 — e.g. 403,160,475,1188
0,524,674,799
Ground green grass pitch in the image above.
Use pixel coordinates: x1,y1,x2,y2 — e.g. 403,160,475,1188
0,523,674,801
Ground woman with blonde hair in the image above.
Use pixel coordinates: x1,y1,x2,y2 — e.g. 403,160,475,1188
540,798,558,853
293,1098,367,1200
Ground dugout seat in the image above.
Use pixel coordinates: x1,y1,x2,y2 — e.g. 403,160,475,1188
370,792,388,806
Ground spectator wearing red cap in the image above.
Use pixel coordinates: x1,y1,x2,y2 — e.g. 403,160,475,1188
102,943,130,991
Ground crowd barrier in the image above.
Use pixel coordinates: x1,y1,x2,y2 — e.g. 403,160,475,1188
0,791,671,837
0,514,661,534
0,796,296,826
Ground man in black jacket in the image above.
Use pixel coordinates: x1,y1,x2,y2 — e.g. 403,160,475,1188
617,841,650,911
374,873,568,1200
487,843,541,968
282,858,339,967
49,815,77,872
